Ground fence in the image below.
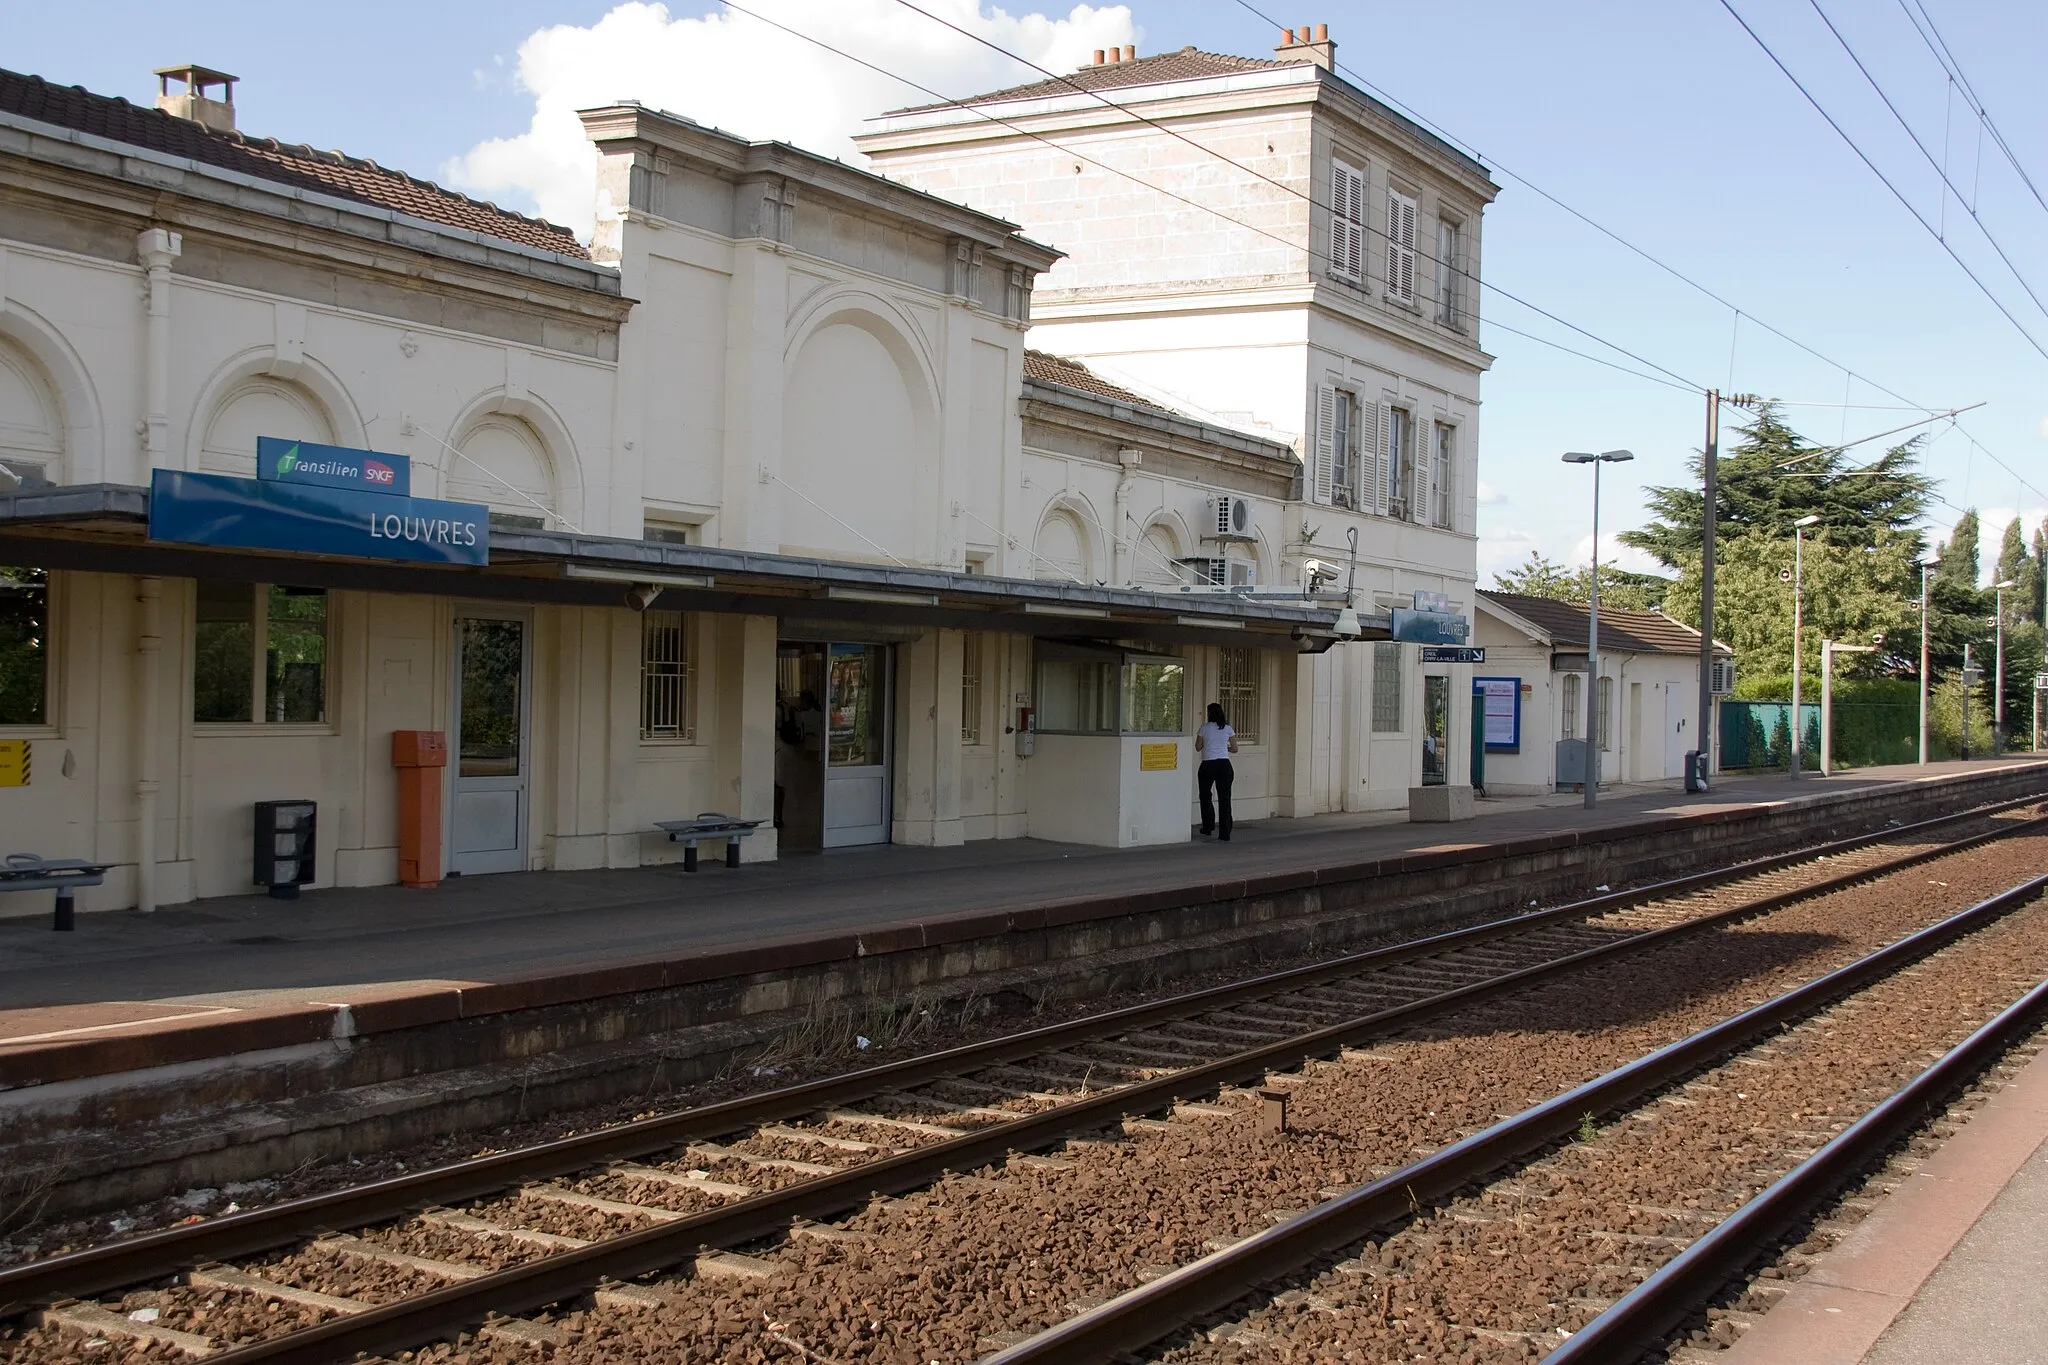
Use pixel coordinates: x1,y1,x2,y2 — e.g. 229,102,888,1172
1719,699,1916,770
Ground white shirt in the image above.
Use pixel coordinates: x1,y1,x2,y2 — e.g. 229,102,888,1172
1196,722,1235,762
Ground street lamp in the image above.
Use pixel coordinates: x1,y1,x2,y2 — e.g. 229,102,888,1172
1563,449,1635,810
1919,552,1939,765
1994,579,2017,754
1789,514,1820,777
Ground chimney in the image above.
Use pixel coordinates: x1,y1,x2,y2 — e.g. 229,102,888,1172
1092,48,1106,65
154,64,238,132
1123,44,1136,61
1274,22,1336,70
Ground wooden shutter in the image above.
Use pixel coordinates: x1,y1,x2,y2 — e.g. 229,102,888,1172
1312,383,1337,505
1329,161,1364,281
1358,398,1385,514
1412,421,1433,526
1386,190,1418,302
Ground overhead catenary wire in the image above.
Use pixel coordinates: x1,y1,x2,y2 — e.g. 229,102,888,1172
1893,0,2048,222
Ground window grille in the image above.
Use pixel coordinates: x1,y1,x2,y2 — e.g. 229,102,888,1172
1562,673,1582,741
961,633,984,744
1597,676,1614,751
1218,646,1261,743
640,609,692,740
1371,641,1404,732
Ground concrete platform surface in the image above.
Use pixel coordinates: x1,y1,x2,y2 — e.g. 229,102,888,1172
1720,1028,2048,1365
1,758,2041,1092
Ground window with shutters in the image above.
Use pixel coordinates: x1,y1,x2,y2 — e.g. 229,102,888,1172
640,610,693,741
1432,422,1454,528
1329,160,1367,283
1371,641,1405,732
1218,646,1261,743
1385,406,1413,518
1436,218,1463,327
1330,388,1359,509
1561,674,1582,741
1386,189,1419,305
961,633,984,744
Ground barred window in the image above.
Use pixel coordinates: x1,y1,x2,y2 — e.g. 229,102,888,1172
640,610,692,740
1561,673,1582,741
961,633,984,744
1218,646,1261,743
1371,641,1404,733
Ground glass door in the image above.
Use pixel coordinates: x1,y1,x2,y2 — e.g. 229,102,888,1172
1422,673,1450,786
450,613,529,875
822,642,890,846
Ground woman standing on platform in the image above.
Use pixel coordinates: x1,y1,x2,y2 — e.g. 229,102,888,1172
1195,701,1239,840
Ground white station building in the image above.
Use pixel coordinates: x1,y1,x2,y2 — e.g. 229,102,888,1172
0,40,1505,915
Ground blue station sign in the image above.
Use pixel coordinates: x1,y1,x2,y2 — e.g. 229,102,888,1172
150,470,489,567
1390,608,1471,646
257,436,411,495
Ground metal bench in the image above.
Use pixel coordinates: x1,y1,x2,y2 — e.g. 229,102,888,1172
655,813,763,872
2,853,111,931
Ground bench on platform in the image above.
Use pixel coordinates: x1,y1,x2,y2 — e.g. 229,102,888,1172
2,853,110,931
655,814,763,872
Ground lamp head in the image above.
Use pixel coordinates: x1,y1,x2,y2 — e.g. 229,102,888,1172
1995,579,2017,590
1794,514,1821,527
1597,449,1635,463
1561,452,1596,464
1331,605,1362,639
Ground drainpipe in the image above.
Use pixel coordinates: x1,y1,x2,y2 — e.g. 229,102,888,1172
1112,448,1141,587
135,577,163,912
136,228,182,467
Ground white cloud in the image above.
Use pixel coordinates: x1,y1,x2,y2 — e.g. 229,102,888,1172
1476,526,1541,582
446,0,1137,239
1570,535,1664,577
1475,480,1505,506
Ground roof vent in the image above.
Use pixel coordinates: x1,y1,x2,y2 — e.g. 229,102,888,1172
154,64,237,132
1275,23,1336,71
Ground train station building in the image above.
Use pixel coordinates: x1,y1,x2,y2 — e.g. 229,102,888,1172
0,43,1501,913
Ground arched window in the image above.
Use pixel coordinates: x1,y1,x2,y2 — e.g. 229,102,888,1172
449,415,555,525
1134,524,1184,586
0,341,63,486
200,378,333,477
1034,510,1088,582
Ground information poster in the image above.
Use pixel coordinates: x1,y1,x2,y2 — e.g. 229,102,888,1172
1474,676,1521,752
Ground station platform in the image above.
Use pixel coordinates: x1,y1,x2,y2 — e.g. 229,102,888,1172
1720,1029,2048,1365
3,757,2042,1098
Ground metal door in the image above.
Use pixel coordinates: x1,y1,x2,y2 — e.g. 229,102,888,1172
1664,682,1690,779
822,642,890,846
450,613,530,875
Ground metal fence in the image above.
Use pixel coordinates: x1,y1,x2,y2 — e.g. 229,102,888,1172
1719,699,1915,770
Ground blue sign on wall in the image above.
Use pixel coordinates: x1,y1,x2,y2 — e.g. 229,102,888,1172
1391,608,1471,645
257,436,412,496
150,470,489,566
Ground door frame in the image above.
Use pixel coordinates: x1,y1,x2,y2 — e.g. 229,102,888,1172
447,604,534,876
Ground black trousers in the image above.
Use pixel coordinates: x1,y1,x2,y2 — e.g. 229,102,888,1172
1198,758,1235,838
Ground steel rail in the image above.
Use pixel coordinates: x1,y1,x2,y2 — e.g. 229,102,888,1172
980,870,2048,1364
3,795,2034,1320
180,832,2048,1362
1545,970,2048,1363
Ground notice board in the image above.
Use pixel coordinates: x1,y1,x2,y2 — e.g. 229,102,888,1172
1474,676,1521,752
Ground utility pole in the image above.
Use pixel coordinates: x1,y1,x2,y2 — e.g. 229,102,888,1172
1919,555,1938,764
1695,389,1717,791
1962,642,1975,760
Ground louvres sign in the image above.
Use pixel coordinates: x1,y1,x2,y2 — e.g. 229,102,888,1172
150,438,489,566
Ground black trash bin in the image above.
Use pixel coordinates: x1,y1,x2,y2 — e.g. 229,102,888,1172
1684,750,1709,794
254,800,317,898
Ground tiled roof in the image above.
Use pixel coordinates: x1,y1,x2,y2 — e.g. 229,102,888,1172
1022,349,1175,411
890,47,1301,114
0,68,587,260
1479,591,1729,657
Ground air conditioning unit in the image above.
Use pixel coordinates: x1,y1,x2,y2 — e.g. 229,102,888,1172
1228,559,1255,589
1181,556,1229,587
1206,494,1255,542
1709,658,1736,695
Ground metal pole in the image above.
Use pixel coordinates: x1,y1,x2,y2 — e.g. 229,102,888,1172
1821,642,1833,777
1962,642,1973,761
1790,526,1804,778
1586,459,1602,810
1697,390,1719,787
1994,585,2006,754
1919,562,1931,765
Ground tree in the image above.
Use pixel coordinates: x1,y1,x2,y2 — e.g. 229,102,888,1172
1621,405,1933,570
1991,518,2042,746
1662,530,1919,683
1936,509,1981,589
1491,551,1671,611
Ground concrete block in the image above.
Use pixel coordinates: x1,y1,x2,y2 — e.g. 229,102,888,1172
1407,784,1474,823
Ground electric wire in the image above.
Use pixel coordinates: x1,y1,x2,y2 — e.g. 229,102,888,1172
1893,0,2048,221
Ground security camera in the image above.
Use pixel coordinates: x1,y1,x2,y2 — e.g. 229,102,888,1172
624,583,662,612
1303,558,1337,590
1872,632,1886,644
1779,569,1794,582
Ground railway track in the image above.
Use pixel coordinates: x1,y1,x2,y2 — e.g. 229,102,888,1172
986,873,2048,1364
2,797,2044,1363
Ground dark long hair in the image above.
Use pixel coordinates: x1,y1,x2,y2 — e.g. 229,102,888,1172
1206,702,1227,726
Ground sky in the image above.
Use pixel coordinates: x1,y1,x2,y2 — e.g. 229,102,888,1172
12,0,2046,588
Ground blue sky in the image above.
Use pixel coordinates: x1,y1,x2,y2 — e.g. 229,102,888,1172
13,1,2046,583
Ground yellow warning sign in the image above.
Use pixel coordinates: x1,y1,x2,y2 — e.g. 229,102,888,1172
0,740,27,787
1138,741,1179,772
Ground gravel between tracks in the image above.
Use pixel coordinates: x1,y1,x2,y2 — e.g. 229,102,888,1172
6,826,2044,1365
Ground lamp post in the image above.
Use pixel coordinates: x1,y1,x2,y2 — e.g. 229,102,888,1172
1993,579,2017,754
1919,553,1939,764
1563,449,1635,810
1789,514,1820,777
